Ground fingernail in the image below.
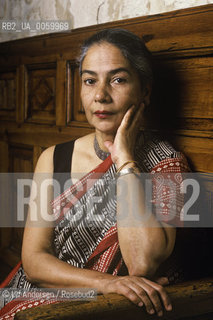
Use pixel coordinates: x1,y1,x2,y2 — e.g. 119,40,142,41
158,311,163,317
138,302,143,307
167,304,172,311
162,277,169,284
149,309,155,314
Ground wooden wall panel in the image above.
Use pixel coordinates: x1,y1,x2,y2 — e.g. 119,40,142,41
0,5,212,62
170,57,213,121
0,144,34,267
56,59,67,126
0,71,16,120
9,144,33,173
67,63,88,124
145,56,213,135
26,63,56,124
0,141,10,268
171,135,213,172
33,145,44,170
0,140,9,172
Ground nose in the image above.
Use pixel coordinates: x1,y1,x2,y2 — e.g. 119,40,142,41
95,82,111,103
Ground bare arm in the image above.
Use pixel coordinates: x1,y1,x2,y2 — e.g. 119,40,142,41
104,104,176,277
22,146,113,289
116,172,176,277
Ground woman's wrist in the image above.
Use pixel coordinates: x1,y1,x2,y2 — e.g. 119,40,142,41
93,273,114,294
114,153,135,169
116,160,138,172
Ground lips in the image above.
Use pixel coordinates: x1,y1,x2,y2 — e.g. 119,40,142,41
94,110,114,114
94,110,114,118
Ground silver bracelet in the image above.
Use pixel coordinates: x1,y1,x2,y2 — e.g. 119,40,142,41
116,167,138,178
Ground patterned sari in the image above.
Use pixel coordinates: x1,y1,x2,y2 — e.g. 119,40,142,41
0,135,189,319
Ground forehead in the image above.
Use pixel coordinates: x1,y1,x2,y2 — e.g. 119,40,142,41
82,42,132,71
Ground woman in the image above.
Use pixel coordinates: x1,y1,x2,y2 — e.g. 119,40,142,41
0,28,189,319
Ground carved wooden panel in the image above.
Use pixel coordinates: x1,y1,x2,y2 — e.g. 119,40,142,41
0,143,44,271
0,71,16,119
0,144,34,267
0,140,9,172
26,63,56,124
9,144,33,254
0,141,10,273
55,59,67,126
67,62,88,125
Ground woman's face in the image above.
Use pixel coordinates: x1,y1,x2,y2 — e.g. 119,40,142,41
80,42,145,136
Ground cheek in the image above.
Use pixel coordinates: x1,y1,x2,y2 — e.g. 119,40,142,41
81,91,90,110
131,87,143,104
120,85,142,105
117,95,137,114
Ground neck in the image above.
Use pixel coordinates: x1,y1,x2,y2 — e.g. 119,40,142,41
95,130,115,152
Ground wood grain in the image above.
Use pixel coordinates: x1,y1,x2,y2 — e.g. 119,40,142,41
14,278,213,320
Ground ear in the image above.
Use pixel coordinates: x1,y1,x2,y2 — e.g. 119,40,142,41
142,84,152,107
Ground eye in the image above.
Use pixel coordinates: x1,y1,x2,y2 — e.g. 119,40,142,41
83,78,96,85
113,77,127,84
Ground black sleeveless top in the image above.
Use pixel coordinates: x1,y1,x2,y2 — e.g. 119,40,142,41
53,140,75,194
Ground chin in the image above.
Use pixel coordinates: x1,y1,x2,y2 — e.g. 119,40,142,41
88,117,120,136
96,125,118,136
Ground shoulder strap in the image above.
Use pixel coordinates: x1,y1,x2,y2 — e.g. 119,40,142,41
53,140,75,193
53,140,75,173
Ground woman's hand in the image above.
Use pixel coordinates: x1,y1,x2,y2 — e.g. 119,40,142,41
100,275,172,317
104,103,145,167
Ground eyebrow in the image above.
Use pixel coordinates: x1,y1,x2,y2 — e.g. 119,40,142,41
80,67,131,77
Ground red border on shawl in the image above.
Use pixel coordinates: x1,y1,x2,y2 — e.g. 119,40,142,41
87,226,118,262
0,261,22,288
52,155,113,222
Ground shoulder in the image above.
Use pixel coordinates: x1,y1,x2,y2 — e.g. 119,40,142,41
72,133,103,176
35,133,95,174
35,145,55,173
74,133,95,152
73,133,95,161
136,132,186,172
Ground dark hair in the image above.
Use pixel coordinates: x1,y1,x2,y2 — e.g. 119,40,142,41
78,28,153,87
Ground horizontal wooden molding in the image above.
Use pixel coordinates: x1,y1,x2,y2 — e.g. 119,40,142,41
15,278,213,320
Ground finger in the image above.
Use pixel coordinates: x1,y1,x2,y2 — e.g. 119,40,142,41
104,140,113,153
134,103,145,123
127,103,144,131
142,277,172,312
134,279,164,316
115,282,143,306
155,276,169,286
125,280,156,314
134,102,145,116
119,105,135,130
139,101,146,111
